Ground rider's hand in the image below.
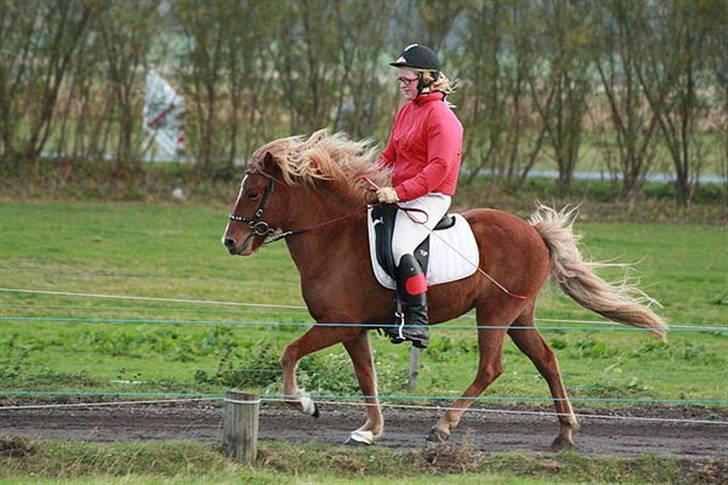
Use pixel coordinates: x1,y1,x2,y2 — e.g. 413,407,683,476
376,187,399,204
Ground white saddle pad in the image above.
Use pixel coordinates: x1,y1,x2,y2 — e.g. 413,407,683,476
367,208,480,290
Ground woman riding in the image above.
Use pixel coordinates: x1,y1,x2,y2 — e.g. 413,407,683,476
372,44,463,349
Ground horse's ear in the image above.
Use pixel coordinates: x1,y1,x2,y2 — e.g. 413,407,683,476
261,151,281,176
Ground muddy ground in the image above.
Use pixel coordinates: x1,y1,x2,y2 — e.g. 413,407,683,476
1,400,726,461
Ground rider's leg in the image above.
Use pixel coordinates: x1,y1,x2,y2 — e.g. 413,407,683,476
387,193,450,348
388,253,429,348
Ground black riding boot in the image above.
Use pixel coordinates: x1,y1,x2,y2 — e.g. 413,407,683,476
385,253,430,349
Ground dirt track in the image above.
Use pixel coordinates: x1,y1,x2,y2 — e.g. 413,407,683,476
1,400,726,460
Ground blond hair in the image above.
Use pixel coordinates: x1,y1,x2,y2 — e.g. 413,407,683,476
417,70,456,95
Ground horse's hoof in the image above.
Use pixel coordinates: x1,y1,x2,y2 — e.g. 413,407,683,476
551,435,575,451
300,393,319,418
426,427,450,443
345,430,374,446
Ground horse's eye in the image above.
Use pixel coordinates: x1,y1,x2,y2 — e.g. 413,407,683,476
247,191,259,200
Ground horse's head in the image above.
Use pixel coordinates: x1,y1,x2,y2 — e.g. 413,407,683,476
222,152,288,256
222,129,390,255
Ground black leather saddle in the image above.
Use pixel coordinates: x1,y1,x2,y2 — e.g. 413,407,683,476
371,205,456,280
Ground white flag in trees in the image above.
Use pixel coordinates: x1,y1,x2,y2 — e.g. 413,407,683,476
144,69,186,160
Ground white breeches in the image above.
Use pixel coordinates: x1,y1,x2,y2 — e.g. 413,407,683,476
391,193,451,265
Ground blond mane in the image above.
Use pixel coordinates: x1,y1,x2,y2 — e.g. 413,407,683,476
248,129,392,204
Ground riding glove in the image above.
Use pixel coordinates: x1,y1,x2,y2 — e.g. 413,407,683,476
377,187,399,204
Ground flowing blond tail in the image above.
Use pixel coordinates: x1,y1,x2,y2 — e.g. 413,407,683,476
529,205,668,340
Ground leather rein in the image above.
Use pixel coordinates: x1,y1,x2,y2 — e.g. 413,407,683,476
228,171,527,300
228,171,363,244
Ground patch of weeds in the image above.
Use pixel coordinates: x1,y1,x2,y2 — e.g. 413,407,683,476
0,436,37,458
298,352,361,394
678,459,726,484
421,431,479,473
26,369,102,388
576,376,649,397
549,337,569,350
1,440,234,477
194,342,281,389
631,340,718,364
70,326,238,362
426,336,476,363
195,342,405,395
0,346,29,381
571,336,620,359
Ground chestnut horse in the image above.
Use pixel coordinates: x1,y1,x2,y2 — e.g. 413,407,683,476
222,130,667,449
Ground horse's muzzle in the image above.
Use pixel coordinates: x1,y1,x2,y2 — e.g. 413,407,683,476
223,232,255,256
223,237,238,254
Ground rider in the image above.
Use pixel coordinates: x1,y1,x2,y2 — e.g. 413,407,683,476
372,44,463,349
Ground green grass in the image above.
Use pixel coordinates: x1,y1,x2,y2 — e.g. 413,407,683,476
0,200,726,406
2,438,722,484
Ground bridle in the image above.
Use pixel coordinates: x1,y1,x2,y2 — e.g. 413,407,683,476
228,171,292,243
228,170,362,245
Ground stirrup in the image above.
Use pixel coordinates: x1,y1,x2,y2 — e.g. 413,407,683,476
385,311,428,348
385,311,407,345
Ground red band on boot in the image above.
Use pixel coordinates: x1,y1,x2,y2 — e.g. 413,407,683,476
405,273,428,295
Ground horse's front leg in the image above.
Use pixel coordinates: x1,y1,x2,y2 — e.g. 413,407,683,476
280,323,361,417
342,330,383,446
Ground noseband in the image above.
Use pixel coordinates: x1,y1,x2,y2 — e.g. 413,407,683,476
229,171,287,241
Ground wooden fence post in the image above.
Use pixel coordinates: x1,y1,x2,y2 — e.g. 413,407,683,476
222,390,259,464
407,347,420,390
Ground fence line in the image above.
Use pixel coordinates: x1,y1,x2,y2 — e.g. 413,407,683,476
1,395,725,426
2,390,725,405
2,315,726,333
0,397,217,411
261,398,728,426
0,287,305,310
0,302,310,316
1,287,725,329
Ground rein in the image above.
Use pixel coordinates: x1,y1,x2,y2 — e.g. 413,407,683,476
229,171,526,300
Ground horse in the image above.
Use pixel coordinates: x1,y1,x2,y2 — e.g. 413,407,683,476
221,129,667,449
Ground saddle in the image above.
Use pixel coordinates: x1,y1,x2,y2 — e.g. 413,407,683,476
367,205,479,290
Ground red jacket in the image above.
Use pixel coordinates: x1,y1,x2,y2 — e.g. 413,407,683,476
378,91,463,202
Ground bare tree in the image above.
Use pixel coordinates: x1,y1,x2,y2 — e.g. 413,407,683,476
0,1,41,164
176,0,232,167
95,0,161,168
0,0,91,163
270,0,342,134
332,0,396,140
636,0,719,206
528,0,592,193
225,1,282,161
458,1,549,189
594,0,667,200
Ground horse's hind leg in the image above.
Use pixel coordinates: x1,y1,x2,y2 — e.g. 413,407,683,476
428,304,513,442
342,331,383,445
280,324,361,417
508,307,579,449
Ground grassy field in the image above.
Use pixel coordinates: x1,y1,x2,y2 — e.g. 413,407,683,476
0,200,725,404
0,199,725,484
2,438,720,484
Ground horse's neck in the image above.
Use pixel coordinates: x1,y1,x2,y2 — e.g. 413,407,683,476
284,193,366,278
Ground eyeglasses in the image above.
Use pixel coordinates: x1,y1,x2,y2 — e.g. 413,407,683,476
397,76,419,86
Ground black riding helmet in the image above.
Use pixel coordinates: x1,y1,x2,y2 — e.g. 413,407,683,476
390,44,440,93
